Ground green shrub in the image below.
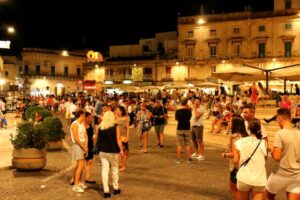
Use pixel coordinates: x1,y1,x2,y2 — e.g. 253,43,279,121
10,122,47,149
25,106,52,121
41,117,66,141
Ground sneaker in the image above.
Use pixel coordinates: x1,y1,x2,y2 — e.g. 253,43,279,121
190,153,198,158
72,185,84,193
78,182,88,189
175,159,181,164
196,155,205,161
186,158,192,163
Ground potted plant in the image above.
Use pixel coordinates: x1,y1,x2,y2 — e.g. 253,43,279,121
10,122,48,170
25,106,52,121
42,117,66,150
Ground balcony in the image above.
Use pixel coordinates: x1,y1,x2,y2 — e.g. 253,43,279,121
122,74,132,80
24,71,82,80
143,74,152,81
161,74,174,82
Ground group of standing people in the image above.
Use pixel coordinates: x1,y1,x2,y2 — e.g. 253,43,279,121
69,100,130,198
222,103,300,200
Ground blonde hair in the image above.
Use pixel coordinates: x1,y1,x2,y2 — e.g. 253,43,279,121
99,111,116,130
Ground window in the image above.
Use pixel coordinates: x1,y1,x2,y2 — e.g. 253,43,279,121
234,43,241,57
19,66,23,72
187,30,194,38
285,41,292,57
36,65,40,75
258,25,265,32
143,68,152,74
186,46,194,57
64,67,68,76
211,66,216,73
166,66,171,78
285,0,292,9
143,45,150,52
4,71,8,77
233,27,240,34
258,43,265,58
210,29,217,36
105,69,114,76
25,65,29,75
210,45,217,58
51,66,55,76
285,23,293,30
77,68,81,76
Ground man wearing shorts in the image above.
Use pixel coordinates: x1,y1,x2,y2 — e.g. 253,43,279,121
190,99,205,161
175,99,192,163
266,108,300,200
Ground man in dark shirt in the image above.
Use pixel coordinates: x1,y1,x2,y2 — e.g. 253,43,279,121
296,84,300,95
175,99,192,163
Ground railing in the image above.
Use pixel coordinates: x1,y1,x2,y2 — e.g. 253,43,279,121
122,74,132,80
178,9,298,24
143,74,152,80
24,71,82,80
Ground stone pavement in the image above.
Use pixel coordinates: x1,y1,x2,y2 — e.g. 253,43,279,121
0,107,287,200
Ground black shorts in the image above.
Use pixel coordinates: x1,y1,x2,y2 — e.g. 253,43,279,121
94,116,99,125
230,168,238,183
122,142,129,152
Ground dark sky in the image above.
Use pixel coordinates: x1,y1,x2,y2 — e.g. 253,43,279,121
0,0,273,54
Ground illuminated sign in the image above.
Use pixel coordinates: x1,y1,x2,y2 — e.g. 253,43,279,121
0,41,11,49
83,80,96,90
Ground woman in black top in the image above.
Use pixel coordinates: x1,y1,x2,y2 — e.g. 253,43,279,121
95,111,123,198
84,112,96,184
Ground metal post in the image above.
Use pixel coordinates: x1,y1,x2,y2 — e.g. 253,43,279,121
266,71,269,93
284,78,287,94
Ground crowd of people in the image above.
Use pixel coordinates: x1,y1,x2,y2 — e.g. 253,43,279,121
6,83,300,199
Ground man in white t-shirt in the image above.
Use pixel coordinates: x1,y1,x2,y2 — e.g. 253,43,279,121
266,108,300,200
190,99,205,161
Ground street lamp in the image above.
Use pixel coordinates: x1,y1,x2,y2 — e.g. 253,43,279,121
7,26,15,34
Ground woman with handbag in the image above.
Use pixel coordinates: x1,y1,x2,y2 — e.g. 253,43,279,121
233,119,267,200
222,116,248,200
137,103,152,153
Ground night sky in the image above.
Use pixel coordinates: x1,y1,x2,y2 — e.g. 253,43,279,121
0,0,273,54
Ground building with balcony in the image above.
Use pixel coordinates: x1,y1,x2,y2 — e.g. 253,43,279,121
177,0,300,91
22,48,86,96
1,55,22,93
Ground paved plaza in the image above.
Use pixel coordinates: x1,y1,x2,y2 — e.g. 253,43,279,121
0,107,286,200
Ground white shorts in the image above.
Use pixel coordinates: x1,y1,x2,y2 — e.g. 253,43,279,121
266,173,300,194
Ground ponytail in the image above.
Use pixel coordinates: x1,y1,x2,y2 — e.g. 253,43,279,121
248,119,262,139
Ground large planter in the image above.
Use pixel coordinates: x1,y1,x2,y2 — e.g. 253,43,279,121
47,140,63,150
12,148,46,170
